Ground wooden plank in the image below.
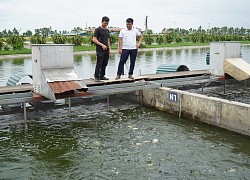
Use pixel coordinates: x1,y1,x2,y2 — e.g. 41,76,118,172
83,75,149,86
0,70,209,95
146,70,209,80
224,58,250,81
0,84,33,94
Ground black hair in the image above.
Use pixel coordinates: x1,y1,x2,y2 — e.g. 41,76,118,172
102,16,110,22
126,18,134,24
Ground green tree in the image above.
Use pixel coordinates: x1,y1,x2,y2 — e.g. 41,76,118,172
156,35,164,44
12,28,19,35
71,27,83,34
71,35,83,46
30,35,47,44
175,35,182,43
146,29,153,34
199,33,207,43
7,30,13,37
7,35,24,50
109,34,119,45
144,34,153,45
52,34,67,44
191,34,199,43
0,38,4,50
23,30,33,37
165,33,174,44
2,29,7,37
83,34,94,45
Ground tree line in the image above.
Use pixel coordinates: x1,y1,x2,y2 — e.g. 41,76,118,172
1,26,250,51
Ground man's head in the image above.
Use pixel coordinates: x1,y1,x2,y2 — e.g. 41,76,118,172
101,16,109,28
126,18,133,30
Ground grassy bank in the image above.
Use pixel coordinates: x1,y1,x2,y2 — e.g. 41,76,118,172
145,42,210,48
0,48,31,55
1,41,250,56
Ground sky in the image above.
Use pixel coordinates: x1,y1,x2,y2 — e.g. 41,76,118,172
0,0,250,33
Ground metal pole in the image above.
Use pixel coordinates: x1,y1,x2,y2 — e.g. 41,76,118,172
23,102,27,123
179,93,182,119
201,83,204,95
68,98,71,117
245,79,247,89
140,90,143,106
223,80,226,94
107,94,110,112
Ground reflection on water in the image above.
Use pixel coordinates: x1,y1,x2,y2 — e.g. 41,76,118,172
0,46,250,86
12,58,25,65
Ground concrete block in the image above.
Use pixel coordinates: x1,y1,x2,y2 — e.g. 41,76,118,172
224,58,250,81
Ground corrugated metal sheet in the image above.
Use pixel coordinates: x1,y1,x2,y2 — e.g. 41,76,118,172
48,81,86,94
42,68,82,82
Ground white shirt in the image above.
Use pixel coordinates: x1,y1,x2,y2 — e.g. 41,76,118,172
119,28,141,49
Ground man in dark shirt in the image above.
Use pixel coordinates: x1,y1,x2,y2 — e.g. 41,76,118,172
92,16,111,81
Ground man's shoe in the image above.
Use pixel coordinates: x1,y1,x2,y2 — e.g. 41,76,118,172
95,77,101,82
100,77,109,80
128,75,134,79
115,76,121,80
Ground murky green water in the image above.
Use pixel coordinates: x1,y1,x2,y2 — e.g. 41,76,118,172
0,101,250,179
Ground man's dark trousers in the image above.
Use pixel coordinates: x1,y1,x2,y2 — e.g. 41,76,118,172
117,49,138,76
94,49,109,78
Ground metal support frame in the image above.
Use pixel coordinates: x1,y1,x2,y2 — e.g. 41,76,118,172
201,83,204,95
1,75,218,120
107,94,110,112
223,80,226,94
139,90,143,106
179,93,183,118
68,98,71,116
23,102,27,123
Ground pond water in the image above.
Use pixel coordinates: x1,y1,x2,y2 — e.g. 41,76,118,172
0,101,250,179
0,45,250,86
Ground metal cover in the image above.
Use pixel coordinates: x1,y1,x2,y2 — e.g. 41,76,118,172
48,81,87,94
42,68,82,82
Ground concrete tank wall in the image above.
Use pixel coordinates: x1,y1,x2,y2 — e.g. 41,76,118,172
142,88,250,136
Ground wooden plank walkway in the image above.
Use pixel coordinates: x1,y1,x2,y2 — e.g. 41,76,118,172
0,84,33,95
0,70,209,95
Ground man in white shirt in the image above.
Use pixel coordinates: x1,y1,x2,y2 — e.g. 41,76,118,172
115,18,143,80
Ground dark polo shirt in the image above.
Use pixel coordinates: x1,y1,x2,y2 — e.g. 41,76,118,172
94,26,110,52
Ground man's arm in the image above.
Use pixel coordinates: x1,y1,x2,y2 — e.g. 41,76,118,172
108,38,111,55
136,34,143,49
92,37,107,50
118,37,123,55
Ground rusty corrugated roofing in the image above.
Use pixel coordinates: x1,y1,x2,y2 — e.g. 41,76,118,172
48,81,86,94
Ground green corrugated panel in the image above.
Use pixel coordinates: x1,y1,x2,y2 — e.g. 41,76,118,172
156,64,187,74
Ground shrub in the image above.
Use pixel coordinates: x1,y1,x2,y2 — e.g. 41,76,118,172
7,35,24,50
144,34,153,45
30,35,47,44
3,45,10,51
175,35,182,43
156,35,164,44
110,34,119,45
165,33,174,44
71,35,83,46
52,34,67,44
0,38,4,50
